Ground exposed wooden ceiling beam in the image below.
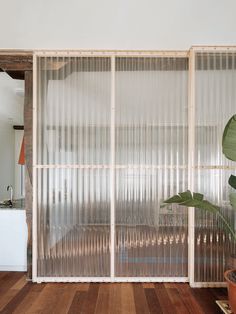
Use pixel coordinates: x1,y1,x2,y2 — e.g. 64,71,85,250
0,54,33,71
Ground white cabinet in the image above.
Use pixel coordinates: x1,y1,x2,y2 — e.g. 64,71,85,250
0,210,27,271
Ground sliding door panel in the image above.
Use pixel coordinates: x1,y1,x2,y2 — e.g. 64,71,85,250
36,56,111,277
194,52,236,282
115,57,189,277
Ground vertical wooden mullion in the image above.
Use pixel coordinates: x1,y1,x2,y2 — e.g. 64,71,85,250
188,48,196,287
110,56,115,278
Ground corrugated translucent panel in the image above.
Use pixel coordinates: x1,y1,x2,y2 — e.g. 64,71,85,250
115,57,189,277
36,57,111,277
194,52,236,282
37,57,111,165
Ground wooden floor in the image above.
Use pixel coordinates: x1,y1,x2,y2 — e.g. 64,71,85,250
0,272,227,314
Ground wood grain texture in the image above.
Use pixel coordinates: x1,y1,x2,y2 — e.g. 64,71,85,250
120,284,136,314
154,283,177,314
81,284,100,314
68,291,87,314
145,288,163,314
108,283,122,314
165,288,189,314
0,273,27,311
0,272,229,314
190,287,223,314
133,283,150,314
24,70,33,279
0,54,32,71
94,283,110,314
12,283,46,314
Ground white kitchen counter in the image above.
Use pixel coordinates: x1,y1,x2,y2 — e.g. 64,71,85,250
0,209,27,271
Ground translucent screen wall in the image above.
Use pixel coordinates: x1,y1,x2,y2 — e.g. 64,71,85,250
115,57,189,277
194,52,236,282
35,55,189,279
36,57,111,276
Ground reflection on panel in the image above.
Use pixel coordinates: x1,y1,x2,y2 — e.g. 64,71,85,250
115,57,189,277
115,168,188,277
37,168,110,277
195,52,236,282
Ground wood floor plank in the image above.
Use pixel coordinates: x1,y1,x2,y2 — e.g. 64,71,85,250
190,288,222,314
120,283,136,314
72,283,90,292
94,284,110,314
108,284,122,314
154,283,176,314
0,273,229,314
0,274,27,311
12,283,46,314
164,283,179,289
0,273,10,281
24,283,65,314
165,288,189,314
142,283,155,289
80,283,99,314
175,284,204,314
68,291,87,314
209,287,228,300
133,283,150,314
0,272,23,295
51,284,80,314
0,283,32,314
10,275,27,290
145,288,163,314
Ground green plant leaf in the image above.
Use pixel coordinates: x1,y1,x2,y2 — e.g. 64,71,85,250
163,190,220,213
229,175,236,190
193,192,204,201
163,190,236,242
179,190,192,201
222,115,236,161
229,192,236,209
163,195,183,204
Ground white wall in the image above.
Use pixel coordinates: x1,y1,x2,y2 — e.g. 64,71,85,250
0,73,24,200
0,0,236,49
0,121,15,200
0,73,24,125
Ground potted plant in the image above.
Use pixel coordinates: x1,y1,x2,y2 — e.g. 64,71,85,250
163,114,236,313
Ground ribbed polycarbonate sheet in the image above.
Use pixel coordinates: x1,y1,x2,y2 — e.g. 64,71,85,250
115,57,189,277
194,52,236,282
35,54,189,279
36,57,111,276
34,51,236,283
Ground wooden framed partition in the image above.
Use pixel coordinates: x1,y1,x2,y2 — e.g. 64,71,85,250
33,50,189,282
1,48,235,286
